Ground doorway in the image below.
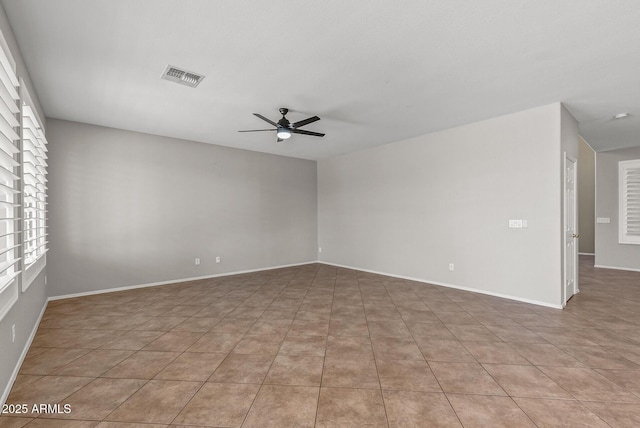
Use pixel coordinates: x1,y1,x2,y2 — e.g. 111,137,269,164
564,153,578,305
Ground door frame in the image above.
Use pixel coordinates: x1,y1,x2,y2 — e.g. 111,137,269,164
563,152,578,306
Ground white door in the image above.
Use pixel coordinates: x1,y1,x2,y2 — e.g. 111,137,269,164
564,154,578,305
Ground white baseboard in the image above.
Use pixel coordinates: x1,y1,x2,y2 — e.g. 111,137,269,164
1,299,48,406
318,261,563,309
48,261,318,301
578,252,595,256
594,264,640,273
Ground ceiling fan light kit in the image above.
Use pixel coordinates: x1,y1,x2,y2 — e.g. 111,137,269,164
239,107,325,143
276,128,292,139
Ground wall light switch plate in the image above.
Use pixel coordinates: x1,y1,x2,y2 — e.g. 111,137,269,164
509,219,523,228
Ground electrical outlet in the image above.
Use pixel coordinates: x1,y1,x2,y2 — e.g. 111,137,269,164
216,257,220,263
195,258,200,265
449,263,455,271
11,324,15,343
44,275,47,285
318,247,322,253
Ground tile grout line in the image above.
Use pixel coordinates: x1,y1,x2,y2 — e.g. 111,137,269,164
240,263,321,427
99,274,254,425
314,267,339,427
398,284,466,428
99,285,213,425
360,271,392,428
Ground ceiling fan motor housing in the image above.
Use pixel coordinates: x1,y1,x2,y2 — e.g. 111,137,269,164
278,108,290,128
278,118,290,128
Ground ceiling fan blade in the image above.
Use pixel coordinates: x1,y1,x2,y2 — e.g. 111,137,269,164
292,116,320,128
291,129,325,137
277,137,284,143
238,129,276,132
253,113,278,127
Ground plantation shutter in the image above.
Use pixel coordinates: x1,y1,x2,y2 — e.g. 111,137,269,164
619,159,640,245
0,37,20,321
22,104,48,270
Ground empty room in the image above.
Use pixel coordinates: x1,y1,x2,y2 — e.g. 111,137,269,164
1,0,640,427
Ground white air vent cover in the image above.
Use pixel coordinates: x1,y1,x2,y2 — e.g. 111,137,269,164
161,65,205,88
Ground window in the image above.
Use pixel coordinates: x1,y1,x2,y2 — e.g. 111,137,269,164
619,159,640,245
0,35,20,320
0,28,49,314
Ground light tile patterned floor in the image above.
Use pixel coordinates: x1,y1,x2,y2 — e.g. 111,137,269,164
1,255,639,427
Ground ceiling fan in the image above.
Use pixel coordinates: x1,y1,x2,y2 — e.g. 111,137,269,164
239,108,325,142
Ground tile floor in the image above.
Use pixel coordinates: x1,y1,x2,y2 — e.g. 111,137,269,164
1,255,640,427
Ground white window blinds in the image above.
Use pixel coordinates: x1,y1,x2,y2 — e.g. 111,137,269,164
22,104,48,268
0,37,20,320
619,159,640,245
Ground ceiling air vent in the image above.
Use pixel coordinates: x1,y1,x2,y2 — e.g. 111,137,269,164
161,65,205,88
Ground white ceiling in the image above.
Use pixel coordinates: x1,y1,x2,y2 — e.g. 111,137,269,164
2,0,639,160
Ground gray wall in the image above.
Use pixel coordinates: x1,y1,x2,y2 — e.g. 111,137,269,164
578,137,595,254
47,119,318,297
595,146,640,271
0,3,48,405
319,103,569,307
